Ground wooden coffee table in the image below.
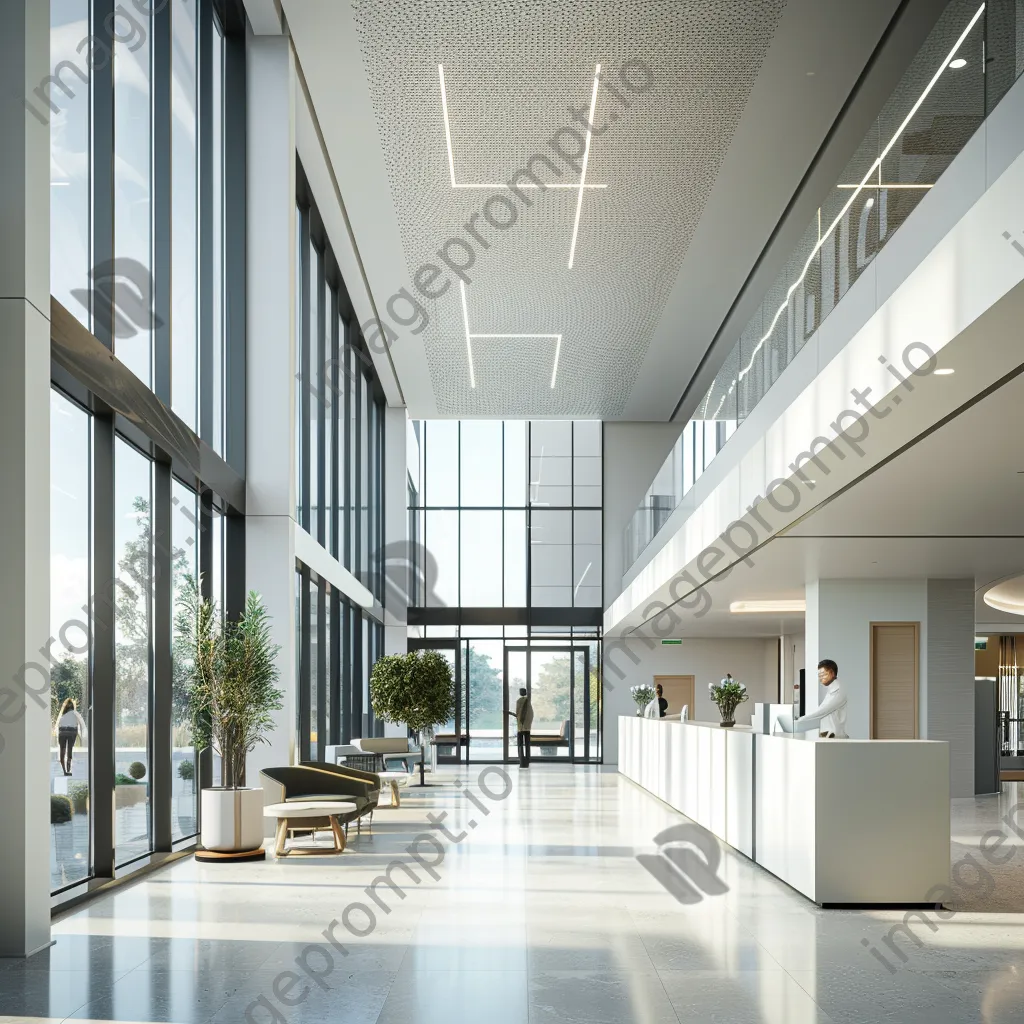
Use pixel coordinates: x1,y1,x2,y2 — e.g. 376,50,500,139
263,801,357,856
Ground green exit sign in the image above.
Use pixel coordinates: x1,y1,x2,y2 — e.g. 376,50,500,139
976,637,988,650
661,639,682,645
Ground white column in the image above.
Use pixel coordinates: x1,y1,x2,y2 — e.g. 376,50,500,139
805,579,928,736
0,0,51,957
805,577,975,795
382,408,407,736
244,36,297,784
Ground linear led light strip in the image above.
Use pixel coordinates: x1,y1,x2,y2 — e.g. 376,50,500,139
460,281,561,389
438,64,608,191
836,183,933,189
568,64,602,269
704,3,985,422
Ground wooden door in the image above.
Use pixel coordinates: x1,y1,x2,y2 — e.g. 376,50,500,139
654,675,695,719
871,623,919,739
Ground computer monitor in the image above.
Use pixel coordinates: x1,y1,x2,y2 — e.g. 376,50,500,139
774,711,795,733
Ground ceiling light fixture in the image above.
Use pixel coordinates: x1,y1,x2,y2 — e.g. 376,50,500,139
934,367,955,375
460,280,475,388
439,64,458,187
568,63,601,269
949,57,968,69
984,588,1024,616
460,280,562,389
729,600,806,614
836,183,933,189
438,64,607,191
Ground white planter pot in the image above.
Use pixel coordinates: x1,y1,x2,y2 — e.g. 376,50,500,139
200,788,264,852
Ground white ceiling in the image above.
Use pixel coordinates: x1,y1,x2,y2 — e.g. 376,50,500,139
283,0,905,419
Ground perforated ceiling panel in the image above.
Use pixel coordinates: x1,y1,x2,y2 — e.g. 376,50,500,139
350,0,789,417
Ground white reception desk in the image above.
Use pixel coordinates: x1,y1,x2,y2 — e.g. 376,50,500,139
619,716,950,906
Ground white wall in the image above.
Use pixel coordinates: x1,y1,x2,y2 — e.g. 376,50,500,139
602,422,684,605
806,579,929,738
602,636,778,763
805,577,974,795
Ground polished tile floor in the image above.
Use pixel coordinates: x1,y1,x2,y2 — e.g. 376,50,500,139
6,767,1024,1023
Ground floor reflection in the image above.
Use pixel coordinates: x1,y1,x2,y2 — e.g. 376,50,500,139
8,770,1024,1022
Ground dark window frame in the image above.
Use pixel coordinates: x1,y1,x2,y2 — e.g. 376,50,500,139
48,0,248,901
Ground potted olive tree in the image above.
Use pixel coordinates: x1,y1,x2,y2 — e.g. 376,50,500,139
370,651,455,785
175,576,283,859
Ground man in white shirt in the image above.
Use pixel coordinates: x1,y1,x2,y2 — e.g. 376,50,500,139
795,659,848,738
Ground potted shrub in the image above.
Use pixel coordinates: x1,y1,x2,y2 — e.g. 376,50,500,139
175,576,283,858
114,771,147,809
370,651,455,785
51,793,72,825
709,674,748,727
51,793,74,865
68,782,89,815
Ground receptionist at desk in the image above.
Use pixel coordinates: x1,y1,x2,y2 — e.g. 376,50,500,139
792,659,848,739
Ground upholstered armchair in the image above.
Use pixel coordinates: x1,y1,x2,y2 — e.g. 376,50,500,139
260,763,381,836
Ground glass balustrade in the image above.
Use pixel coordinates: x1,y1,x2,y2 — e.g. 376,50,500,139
624,0,1020,573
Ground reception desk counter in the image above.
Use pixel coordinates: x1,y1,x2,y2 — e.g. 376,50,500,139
619,716,950,906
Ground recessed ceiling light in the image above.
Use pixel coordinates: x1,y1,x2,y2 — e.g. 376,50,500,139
949,58,968,69
459,281,562,389
730,600,806,614
934,368,955,375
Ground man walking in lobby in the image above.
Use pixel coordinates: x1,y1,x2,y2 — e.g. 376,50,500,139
511,687,534,768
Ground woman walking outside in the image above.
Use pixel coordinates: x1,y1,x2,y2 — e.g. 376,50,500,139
55,698,87,776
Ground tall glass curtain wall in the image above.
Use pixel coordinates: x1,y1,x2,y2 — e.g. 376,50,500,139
295,568,385,761
294,166,385,600
50,388,218,889
623,0,1024,569
47,0,242,894
407,420,603,611
294,163,387,760
50,0,231,454
406,421,603,763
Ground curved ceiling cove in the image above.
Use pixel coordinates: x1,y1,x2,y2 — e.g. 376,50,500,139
984,577,1024,617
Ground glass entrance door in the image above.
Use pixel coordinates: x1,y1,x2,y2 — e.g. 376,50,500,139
503,646,591,763
466,639,505,762
408,639,463,764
